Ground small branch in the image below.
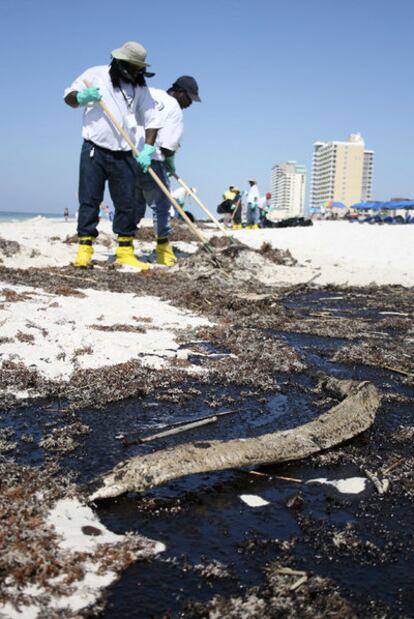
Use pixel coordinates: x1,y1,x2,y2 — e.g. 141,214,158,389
290,575,308,591
282,272,321,299
364,469,390,494
382,458,404,475
383,365,413,378
122,408,241,447
140,416,217,442
275,567,307,576
245,471,303,483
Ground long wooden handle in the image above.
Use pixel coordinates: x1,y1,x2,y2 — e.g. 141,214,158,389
172,173,229,236
231,199,241,221
83,80,208,246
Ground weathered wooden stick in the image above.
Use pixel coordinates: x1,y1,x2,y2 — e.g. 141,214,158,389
140,416,217,442
274,475,303,483
383,365,413,378
382,458,404,475
290,575,308,592
89,381,380,501
282,272,321,298
124,409,240,446
164,408,239,428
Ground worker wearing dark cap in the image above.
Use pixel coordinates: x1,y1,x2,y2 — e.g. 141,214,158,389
133,75,201,266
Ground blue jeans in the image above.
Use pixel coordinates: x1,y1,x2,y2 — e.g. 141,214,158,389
247,203,257,226
77,140,139,237
134,160,172,239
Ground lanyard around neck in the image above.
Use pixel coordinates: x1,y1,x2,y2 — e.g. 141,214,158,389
119,83,135,112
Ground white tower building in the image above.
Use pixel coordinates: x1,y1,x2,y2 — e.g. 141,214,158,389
271,161,306,219
362,150,374,201
310,133,374,209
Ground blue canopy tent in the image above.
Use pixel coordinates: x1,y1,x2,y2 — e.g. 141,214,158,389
352,200,414,210
383,200,414,210
351,201,384,210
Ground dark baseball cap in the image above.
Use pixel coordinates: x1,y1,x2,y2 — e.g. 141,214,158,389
172,75,201,102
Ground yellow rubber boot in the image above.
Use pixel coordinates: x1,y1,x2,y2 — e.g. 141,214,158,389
115,236,150,270
73,236,94,268
156,239,177,266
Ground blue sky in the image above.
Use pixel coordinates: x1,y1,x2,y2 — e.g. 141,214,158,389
1,0,413,216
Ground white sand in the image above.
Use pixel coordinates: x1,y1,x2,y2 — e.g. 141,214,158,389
220,221,414,286
0,217,412,285
0,282,211,391
307,477,368,494
0,216,412,397
47,497,125,551
0,497,165,618
240,494,270,507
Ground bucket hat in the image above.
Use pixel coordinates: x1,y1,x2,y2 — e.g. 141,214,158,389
111,41,150,68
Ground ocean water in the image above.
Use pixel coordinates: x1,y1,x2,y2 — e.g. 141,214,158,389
0,210,73,223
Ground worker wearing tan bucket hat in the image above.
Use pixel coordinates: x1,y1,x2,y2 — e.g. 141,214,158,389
64,41,162,269
246,178,260,229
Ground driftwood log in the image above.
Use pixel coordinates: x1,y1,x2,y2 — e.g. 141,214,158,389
89,381,380,501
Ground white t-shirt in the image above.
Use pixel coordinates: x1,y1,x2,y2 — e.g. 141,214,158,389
64,65,161,151
172,187,187,204
258,196,269,210
247,184,260,204
135,88,184,161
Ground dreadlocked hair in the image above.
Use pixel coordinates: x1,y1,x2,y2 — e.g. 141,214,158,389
109,59,147,89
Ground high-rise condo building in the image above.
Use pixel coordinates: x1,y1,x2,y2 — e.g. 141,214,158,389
361,149,374,201
271,161,306,219
310,133,374,209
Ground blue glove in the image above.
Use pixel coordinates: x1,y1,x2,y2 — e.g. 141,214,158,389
135,144,156,173
165,154,176,175
76,86,102,106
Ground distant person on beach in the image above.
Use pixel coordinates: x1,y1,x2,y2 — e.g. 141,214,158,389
170,186,196,222
64,41,162,269
133,76,201,266
99,203,111,220
217,185,236,213
246,179,260,229
63,207,69,222
217,186,242,228
231,189,242,229
258,192,272,227
171,186,188,215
